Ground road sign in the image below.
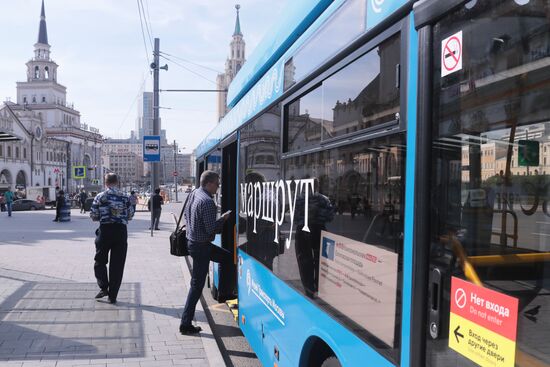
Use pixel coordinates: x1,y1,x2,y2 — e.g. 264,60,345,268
448,277,518,367
143,135,161,162
441,31,462,77
173,171,178,176
73,166,86,179
518,140,539,166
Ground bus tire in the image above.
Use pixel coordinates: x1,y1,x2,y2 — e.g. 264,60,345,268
320,356,341,367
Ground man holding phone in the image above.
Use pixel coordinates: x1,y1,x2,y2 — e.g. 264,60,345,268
180,170,231,334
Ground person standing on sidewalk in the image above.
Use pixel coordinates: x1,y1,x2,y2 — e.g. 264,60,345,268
90,173,134,304
129,190,138,214
149,188,163,230
52,190,65,222
4,187,14,217
79,189,87,213
180,170,230,334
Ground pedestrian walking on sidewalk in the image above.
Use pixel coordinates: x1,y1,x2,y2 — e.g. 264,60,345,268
90,173,134,304
179,170,231,334
4,187,14,217
129,190,138,214
148,188,163,230
52,190,65,222
79,189,87,213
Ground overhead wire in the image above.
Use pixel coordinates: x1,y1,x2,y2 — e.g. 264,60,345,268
159,51,222,74
138,0,154,49
136,0,151,65
144,0,154,41
115,72,151,135
159,54,218,85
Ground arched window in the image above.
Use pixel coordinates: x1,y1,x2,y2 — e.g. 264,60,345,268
7,146,12,157
44,66,49,79
23,148,26,159
34,66,39,79
32,96,36,103
15,147,19,159
23,96,27,103
42,96,46,103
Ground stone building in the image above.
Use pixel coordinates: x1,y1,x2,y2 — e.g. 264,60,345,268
216,5,246,121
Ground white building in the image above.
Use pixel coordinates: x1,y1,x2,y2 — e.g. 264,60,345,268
4,0,102,194
216,4,246,122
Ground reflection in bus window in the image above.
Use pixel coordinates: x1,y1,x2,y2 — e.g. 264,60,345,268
238,104,282,268
428,0,550,365
284,33,401,153
278,134,405,354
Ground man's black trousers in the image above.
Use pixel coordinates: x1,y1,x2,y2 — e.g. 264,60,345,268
94,223,128,300
181,241,232,327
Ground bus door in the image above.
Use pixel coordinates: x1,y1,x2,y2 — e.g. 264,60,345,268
417,1,550,366
213,140,238,302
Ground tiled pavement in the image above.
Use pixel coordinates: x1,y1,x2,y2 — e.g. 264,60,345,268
0,204,224,367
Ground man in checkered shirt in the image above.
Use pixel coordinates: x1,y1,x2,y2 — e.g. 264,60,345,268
90,173,134,304
180,170,230,334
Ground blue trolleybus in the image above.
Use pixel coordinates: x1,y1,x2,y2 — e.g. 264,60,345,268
194,0,550,366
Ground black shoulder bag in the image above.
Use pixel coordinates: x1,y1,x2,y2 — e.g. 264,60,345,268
169,191,193,257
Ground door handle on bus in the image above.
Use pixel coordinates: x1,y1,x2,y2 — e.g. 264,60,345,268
428,267,442,339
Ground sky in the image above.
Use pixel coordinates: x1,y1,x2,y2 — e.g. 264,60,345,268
0,0,288,154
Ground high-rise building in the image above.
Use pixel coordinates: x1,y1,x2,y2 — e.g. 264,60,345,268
216,4,246,121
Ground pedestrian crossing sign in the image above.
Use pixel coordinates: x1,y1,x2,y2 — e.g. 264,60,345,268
73,166,86,179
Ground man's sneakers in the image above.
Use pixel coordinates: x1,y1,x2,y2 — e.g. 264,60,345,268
95,289,108,299
179,324,202,334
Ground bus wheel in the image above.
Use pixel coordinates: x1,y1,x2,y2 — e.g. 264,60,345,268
320,356,341,367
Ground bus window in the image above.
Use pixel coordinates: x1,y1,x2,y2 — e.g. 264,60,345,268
277,134,405,357
207,151,222,214
284,33,401,154
238,104,282,268
427,0,550,365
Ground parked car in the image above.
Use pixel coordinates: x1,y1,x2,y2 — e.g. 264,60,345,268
12,199,46,211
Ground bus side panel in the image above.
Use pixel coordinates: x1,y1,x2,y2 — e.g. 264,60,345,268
238,251,395,367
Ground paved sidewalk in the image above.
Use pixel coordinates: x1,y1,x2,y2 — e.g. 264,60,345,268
0,204,224,367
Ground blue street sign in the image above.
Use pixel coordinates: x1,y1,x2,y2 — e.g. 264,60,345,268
73,166,86,179
143,135,161,162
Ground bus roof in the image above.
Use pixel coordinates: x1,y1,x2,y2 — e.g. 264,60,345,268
226,0,333,108
196,0,412,158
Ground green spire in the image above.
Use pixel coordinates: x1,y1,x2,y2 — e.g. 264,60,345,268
233,4,242,36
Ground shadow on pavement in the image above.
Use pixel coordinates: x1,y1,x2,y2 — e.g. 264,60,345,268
0,271,145,362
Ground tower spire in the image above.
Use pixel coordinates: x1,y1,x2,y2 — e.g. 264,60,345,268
233,4,242,36
38,0,49,45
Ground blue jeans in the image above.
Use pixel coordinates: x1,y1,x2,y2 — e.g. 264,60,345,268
6,202,12,216
181,241,211,326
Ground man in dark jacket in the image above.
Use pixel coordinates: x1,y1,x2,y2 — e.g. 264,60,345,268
53,190,65,222
149,188,163,230
79,189,87,213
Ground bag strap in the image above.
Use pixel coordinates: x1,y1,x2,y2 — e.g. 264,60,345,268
176,189,194,229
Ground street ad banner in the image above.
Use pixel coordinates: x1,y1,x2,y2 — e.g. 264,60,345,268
318,230,398,346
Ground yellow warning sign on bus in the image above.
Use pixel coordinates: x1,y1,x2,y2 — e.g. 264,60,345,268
449,313,515,367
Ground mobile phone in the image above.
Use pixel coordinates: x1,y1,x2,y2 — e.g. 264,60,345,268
222,210,232,216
